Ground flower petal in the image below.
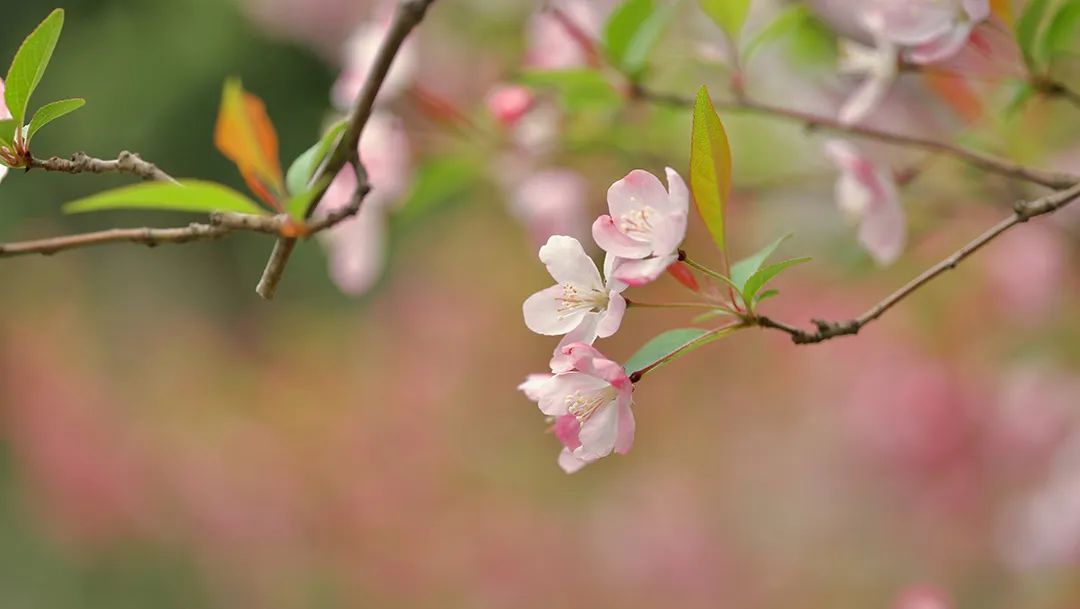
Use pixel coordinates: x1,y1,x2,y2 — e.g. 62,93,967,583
558,447,590,474
858,170,906,265
523,284,586,336
607,169,670,221
538,235,604,289
517,373,552,401
614,399,636,455
612,254,678,287
550,315,600,373
537,372,609,416
595,292,626,339
574,400,620,460
322,205,387,296
592,215,653,259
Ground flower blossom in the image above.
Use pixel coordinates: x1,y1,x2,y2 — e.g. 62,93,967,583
522,235,627,341
0,78,9,184
592,168,689,286
824,140,905,265
836,0,990,124
529,342,635,473
509,169,589,246
318,112,411,295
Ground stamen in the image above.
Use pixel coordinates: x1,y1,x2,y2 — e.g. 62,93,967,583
619,207,655,239
555,283,608,319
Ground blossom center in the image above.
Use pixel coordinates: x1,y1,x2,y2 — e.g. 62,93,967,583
619,207,656,240
556,283,608,318
564,386,617,423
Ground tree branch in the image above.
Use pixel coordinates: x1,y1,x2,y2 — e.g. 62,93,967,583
635,87,1079,190
0,180,370,259
29,151,178,183
756,181,1080,344
254,0,438,300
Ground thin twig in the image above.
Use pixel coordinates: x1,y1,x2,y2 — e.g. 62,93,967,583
255,0,437,300
635,87,1079,190
755,181,1080,344
29,151,178,183
0,185,370,260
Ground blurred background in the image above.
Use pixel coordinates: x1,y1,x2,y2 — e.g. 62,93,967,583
1,0,1079,607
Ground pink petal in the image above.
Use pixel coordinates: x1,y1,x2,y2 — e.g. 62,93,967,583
607,169,670,221
538,235,604,289
321,204,387,296
537,372,608,417
905,23,974,64
963,0,989,21
523,285,587,336
612,254,678,287
574,400,620,460
858,169,906,265
595,292,626,339
874,2,955,46
550,316,600,373
553,414,582,450
517,374,552,401
592,215,652,259
614,400,635,455
486,84,534,127
558,447,589,474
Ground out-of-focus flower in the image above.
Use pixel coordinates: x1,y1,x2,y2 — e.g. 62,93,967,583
592,168,689,286
0,78,9,184
318,112,411,296
981,223,1064,320
522,235,627,339
332,19,418,110
509,168,589,246
894,585,951,609
838,13,899,125
531,342,635,472
824,140,905,265
487,84,535,128
524,0,611,70
834,0,990,123
1002,432,1080,569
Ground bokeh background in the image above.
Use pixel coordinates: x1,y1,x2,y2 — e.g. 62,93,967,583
1,0,1079,607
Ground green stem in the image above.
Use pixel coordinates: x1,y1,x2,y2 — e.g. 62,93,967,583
627,299,723,311
678,251,727,282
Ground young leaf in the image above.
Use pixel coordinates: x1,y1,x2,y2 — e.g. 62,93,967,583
285,174,333,221
1016,0,1053,69
5,9,64,129
1040,1,1080,67
0,119,17,149
742,257,810,306
699,0,752,40
754,289,780,304
603,0,671,77
64,180,266,216
519,70,621,112
623,326,737,375
26,98,85,142
285,119,348,197
729,234,790,292
214,78,285,207
689,85,733,256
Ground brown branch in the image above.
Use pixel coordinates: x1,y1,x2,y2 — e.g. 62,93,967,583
0,183,369,259
755,181,1080,344
29,151,178,183
635,87,1079,190
254,0,438,300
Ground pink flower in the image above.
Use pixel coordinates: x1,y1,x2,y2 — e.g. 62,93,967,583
532,343,635,472
524,0,610,71
592,168,689,286
0,78,9,184
509,169,589,246
523,235,627,339
318,112,411,295
824,140,905,265
834,0,989,123
894,586,951,609
486,84,535,128
332,19,417,110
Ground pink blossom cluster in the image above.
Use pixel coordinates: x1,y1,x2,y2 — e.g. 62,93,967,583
519,167,689,472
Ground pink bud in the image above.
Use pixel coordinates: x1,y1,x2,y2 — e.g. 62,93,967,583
486,84,534,127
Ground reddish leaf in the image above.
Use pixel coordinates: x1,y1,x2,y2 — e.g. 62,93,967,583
214,78,285,210
667,261,700,292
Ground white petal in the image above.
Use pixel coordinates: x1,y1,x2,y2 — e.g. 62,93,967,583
607,169,670,221
574,400,620,460
523,284,587,336
537,373,609,417
538,235,603,290
558,447,590,473
517,374,552,401
595,292,626,339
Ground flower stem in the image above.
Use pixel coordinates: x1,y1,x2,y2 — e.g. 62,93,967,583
678,250,727,281
626,299,723,311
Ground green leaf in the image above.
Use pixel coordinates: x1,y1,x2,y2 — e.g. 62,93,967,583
5,9,65,128
742,5,835,66
742,257,810,308
394,156,480,228
0,119,17,149
623,326,737,375
754,289,780,304
699,0,752,40
285,119,348,197
520,70,621,112
1016,0,1053,69
1041,1,1080,67
729,234,790,292
285,174,333,220
1004,81,1037,116
689,85,733,256
26,98,85,142
64,180,266,216
603,0,672,77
